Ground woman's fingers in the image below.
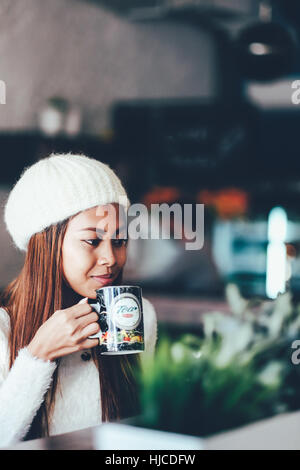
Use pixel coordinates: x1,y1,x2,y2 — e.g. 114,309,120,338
73,302,94,318
58,338,99,356
80,321,100,340
76,311,99,329
28,299,101,361
79,338,99,350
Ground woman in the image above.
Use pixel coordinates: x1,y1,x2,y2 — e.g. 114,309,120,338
0,153,158,447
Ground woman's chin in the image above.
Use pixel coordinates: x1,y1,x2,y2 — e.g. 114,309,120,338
88,293,97,300
82,289,97,300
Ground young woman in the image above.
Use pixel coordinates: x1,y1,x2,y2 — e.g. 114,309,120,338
0,153,157,447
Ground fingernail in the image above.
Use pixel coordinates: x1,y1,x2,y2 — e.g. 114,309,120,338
78,297,88,304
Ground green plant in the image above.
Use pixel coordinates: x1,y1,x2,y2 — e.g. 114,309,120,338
136,287,300,437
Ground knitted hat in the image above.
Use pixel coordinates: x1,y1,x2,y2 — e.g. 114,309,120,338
4,153,130,252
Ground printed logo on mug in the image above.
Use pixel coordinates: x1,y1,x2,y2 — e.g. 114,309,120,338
112,293,141,330
88,286,144,355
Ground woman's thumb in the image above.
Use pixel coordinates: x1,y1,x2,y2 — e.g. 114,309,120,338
78,297,88,304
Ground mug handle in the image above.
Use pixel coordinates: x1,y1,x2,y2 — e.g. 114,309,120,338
87,298,108,339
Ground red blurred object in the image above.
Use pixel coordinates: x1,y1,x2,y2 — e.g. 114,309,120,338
142,186,181,207
198,188,249,219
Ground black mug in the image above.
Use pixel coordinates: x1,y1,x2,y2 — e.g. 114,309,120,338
88,285,144,355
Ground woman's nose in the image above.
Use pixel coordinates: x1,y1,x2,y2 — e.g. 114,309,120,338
96,240,116,267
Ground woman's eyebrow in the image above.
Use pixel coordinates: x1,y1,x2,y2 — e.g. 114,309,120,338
79,227,101,232
78,226,127,236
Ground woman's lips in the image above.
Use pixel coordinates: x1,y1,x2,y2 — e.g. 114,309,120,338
91,275,114,286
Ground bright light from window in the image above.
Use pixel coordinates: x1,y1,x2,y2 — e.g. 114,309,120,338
266,207,287,299
249,42,273,56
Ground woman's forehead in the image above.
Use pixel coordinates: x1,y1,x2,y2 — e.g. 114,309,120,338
68,204,125,232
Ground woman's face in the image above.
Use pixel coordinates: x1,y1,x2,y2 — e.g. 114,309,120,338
62,203,128,299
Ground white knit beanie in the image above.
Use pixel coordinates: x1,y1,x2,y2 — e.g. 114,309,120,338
4,153,130,252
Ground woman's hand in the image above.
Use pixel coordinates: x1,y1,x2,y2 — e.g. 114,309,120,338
27,298,100,361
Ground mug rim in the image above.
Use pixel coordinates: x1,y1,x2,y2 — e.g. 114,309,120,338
95,285,141,292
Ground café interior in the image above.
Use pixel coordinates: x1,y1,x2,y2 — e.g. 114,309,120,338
1,0,300,450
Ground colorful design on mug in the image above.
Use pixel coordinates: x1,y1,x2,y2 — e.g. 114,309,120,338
98,329,143,346
95,286,145,353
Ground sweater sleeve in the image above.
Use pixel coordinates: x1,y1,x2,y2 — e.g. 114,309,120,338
142,297,158,357
0,308,57,448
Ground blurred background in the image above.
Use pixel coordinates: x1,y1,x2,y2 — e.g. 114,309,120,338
1,0,300,328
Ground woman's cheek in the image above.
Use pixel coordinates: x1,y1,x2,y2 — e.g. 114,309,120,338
117,247,127,268
69,247,92,278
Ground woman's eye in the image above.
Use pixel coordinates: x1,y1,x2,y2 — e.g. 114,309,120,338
84,239,101,247
113,238,128,247
83,238,127,247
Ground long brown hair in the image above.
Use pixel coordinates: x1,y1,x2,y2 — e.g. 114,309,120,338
0,216,141,440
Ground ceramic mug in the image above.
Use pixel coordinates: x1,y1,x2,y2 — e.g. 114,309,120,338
88,285,144,355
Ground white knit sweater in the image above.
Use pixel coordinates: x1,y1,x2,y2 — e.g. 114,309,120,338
0,297,158,448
